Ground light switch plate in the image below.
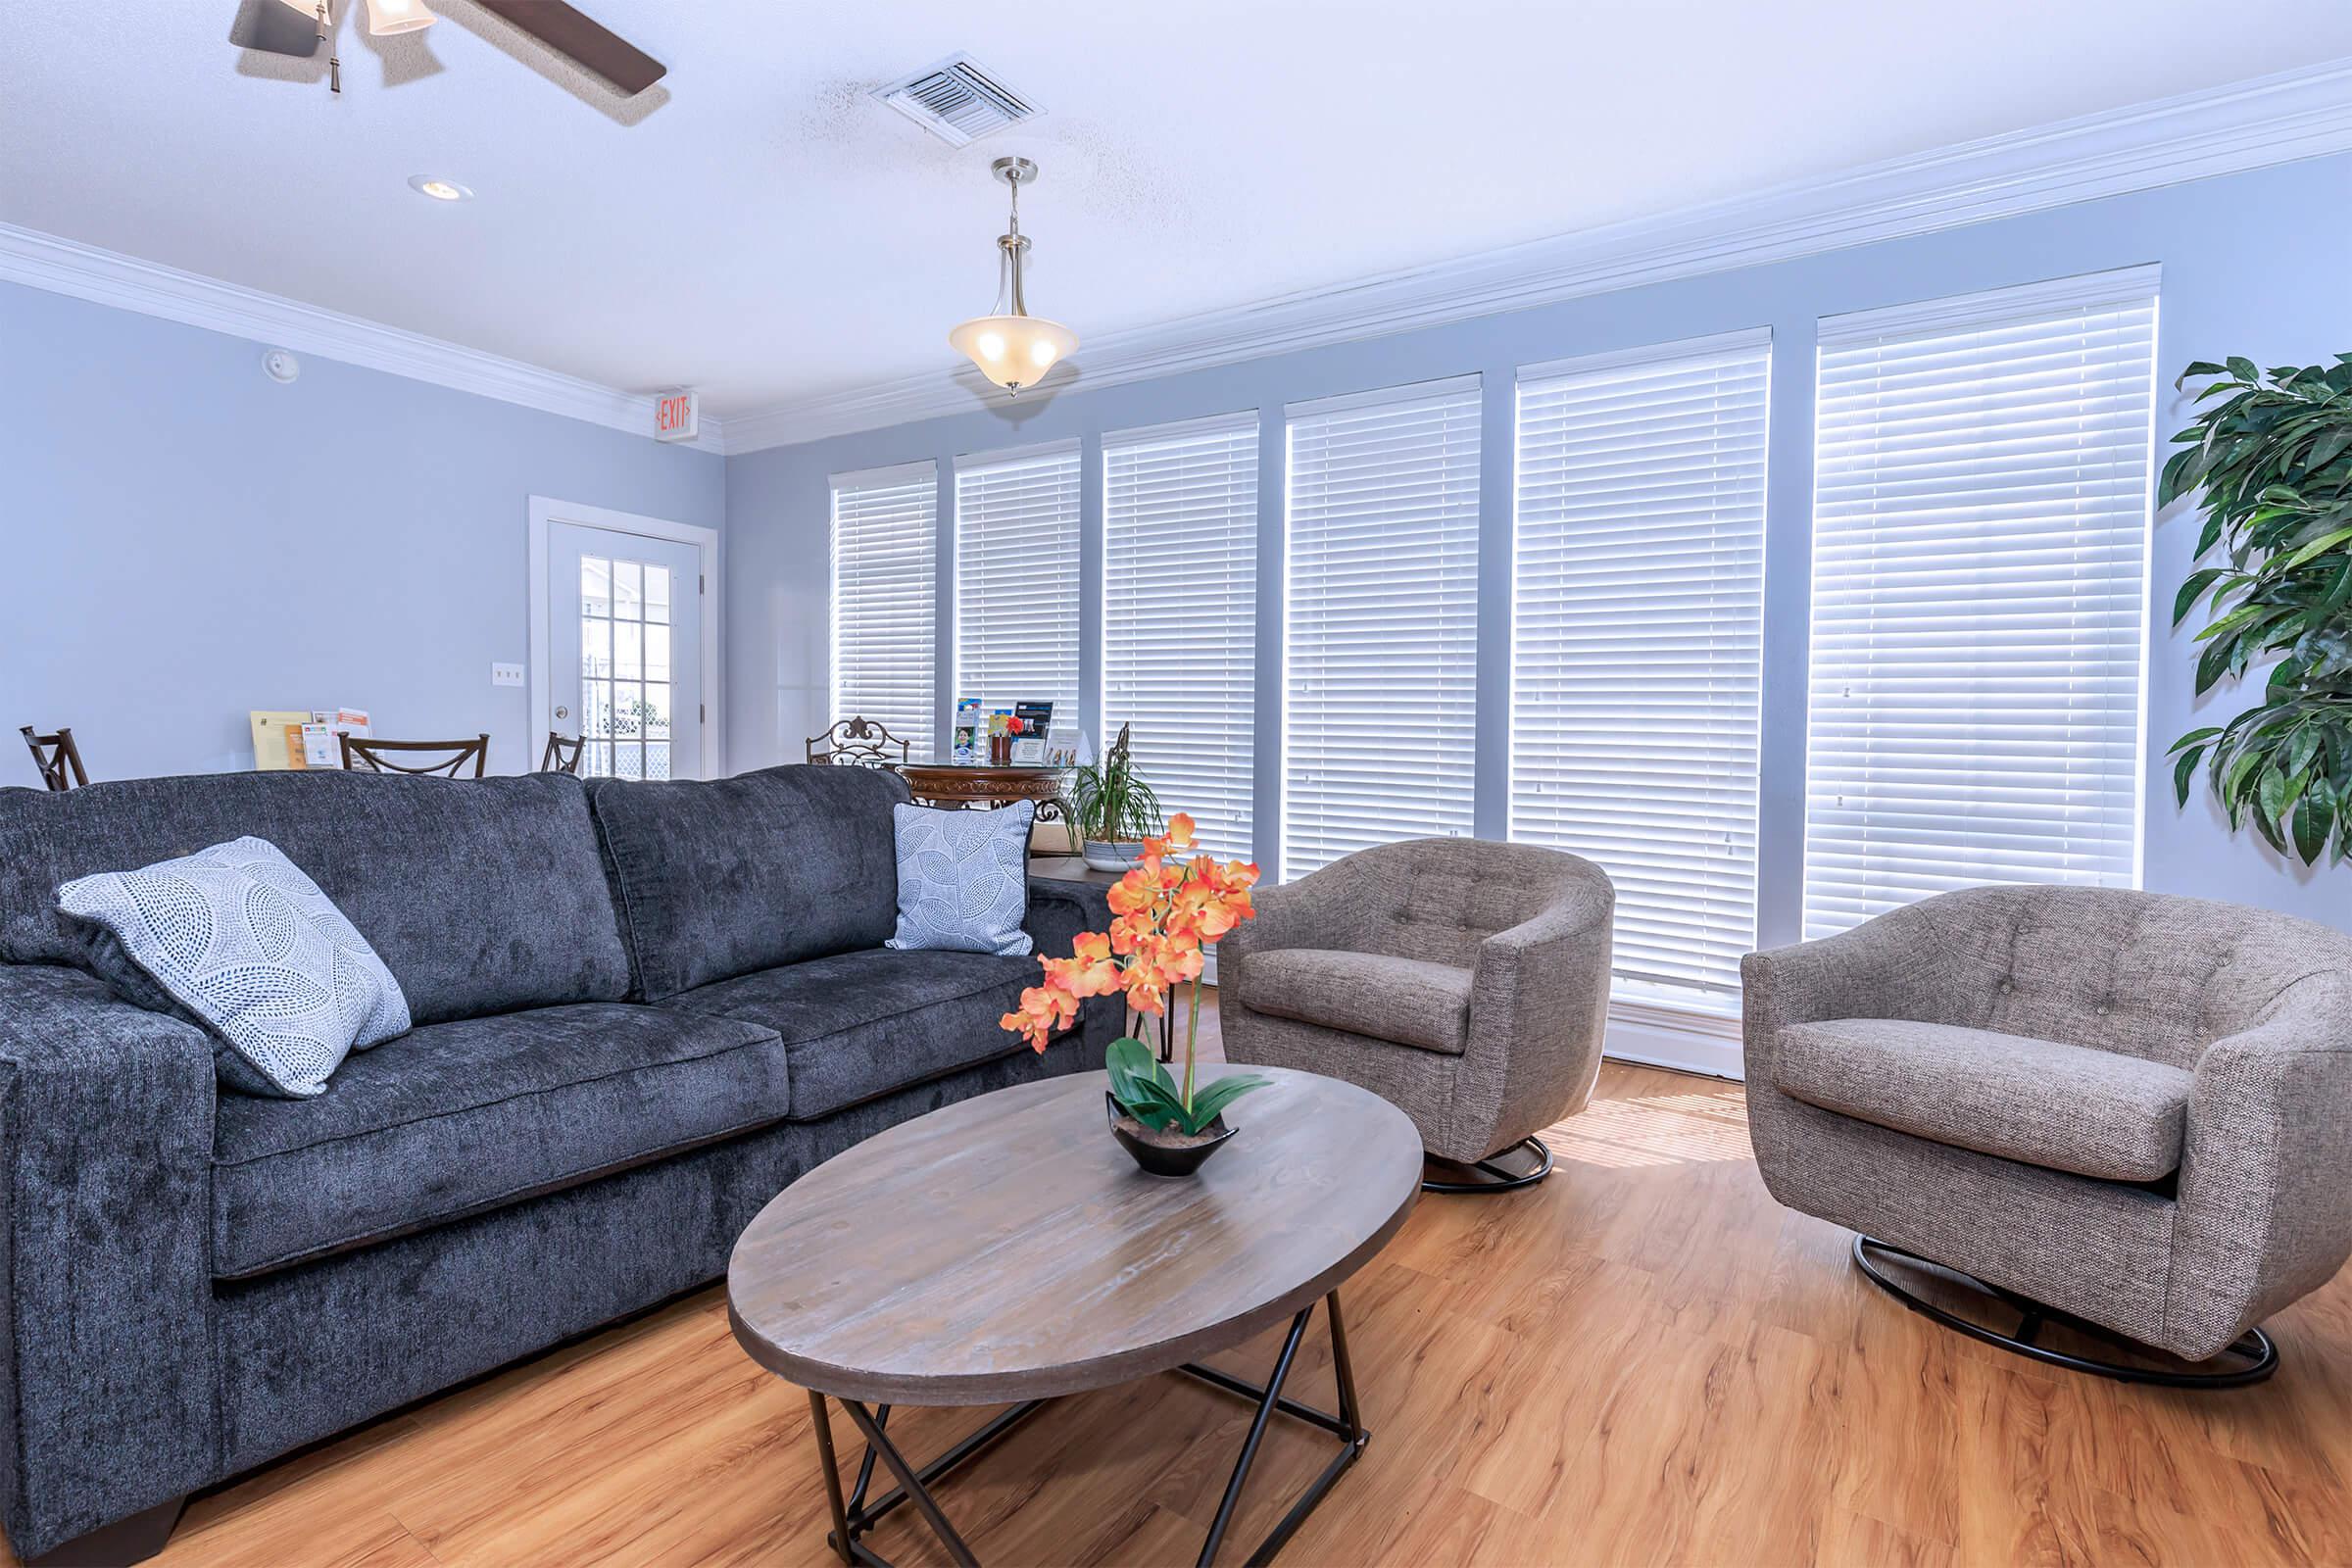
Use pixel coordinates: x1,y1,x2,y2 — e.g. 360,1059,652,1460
491,662,526,688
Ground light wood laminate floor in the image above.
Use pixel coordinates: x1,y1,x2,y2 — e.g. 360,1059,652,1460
26,991,2352,1567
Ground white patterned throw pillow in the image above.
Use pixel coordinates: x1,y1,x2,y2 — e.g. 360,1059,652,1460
58,837,411,1098
886,801,1035,957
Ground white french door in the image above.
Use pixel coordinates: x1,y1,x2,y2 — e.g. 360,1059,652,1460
541,514,710,780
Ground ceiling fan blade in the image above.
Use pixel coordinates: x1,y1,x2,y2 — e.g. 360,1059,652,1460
232,0,323,58
467,0,665,95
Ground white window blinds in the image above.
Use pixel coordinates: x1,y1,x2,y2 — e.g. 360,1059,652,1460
1803,268,2157,939
1103,412,1260,862
829,461,938,758
1283,376,1481,880
1511,331,1770,1009
955,441,1082,719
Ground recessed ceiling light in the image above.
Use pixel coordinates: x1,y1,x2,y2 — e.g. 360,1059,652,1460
408,176,473,202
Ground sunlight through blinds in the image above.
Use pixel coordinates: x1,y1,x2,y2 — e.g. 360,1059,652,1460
1803,268,2158,939
1103,412,1260,862
1283,376,1481,880
956,441,1082,720
1511,330,1770,1010
829,461,938,758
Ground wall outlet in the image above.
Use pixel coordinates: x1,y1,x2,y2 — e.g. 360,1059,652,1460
491,662,526,688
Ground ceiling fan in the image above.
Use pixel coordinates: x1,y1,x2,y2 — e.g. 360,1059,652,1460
240,0,665,97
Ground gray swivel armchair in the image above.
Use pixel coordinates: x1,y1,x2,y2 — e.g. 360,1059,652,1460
1219,838,1614,1192
1744,884,2352,1386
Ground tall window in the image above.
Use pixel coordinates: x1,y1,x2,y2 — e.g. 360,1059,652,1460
1511,331,1770,1010
955,441,1082,719
1283,376,1481,880
1803,269,2158,938
829,461,937,756
1103,412,1260,861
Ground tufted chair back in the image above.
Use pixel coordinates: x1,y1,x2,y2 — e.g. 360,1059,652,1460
1852,884,2352,1070
1286,837,1599,971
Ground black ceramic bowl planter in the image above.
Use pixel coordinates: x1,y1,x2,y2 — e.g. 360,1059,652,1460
1106,1092,1237,1177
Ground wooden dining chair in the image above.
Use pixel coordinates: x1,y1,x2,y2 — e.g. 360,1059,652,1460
20,726,89,792
340,733,491,778
807,716,910,768
540,731,585,776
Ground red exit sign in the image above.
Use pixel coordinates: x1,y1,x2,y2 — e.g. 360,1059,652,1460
654,389,701,443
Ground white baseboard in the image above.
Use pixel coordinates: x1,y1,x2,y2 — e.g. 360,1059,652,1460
1602,1001,1745,1081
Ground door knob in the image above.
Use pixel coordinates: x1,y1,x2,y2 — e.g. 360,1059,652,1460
556,706,569,719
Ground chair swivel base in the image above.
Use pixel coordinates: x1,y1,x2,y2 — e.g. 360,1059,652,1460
1852,1236,2278,1389
1421,1135,1553,1195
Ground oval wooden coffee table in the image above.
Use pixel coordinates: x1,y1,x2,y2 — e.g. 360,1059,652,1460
728,1065,1421,1568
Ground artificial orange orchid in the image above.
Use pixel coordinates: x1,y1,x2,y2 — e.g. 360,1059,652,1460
1001,808,1260,1109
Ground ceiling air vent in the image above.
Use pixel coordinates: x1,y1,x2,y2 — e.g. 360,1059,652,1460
874,54,1039,146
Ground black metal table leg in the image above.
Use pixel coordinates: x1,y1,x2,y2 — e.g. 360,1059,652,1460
841,1398,982,1568
797,1289,1369,1567
808,1390,857,1566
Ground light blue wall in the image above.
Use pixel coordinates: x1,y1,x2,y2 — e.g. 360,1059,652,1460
725,152,2352,939
0,281,725,781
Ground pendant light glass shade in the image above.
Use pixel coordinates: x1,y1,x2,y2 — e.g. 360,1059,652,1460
364,0,437,33
950,158,1077,397
950,313,1078,393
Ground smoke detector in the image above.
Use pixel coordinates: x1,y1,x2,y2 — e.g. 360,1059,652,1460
874,54,1039,146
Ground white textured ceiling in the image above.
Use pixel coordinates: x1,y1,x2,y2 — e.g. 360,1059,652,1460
4,1,2350,420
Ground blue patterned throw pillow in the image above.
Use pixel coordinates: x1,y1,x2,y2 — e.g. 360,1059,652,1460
58,837,411,1098
887,802,1035,956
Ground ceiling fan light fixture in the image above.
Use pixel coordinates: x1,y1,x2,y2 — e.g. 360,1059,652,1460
950,157,1078,397
364,0,438,34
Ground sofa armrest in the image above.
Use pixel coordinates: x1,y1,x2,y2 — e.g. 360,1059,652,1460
1023,874,1112,959
0,964,220,1557
1740,906,1951,1081
1455,872,1616,1153
2168,972,2352,1358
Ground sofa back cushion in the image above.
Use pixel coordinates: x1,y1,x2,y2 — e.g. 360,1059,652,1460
0,771,630,1025
589,763,907,999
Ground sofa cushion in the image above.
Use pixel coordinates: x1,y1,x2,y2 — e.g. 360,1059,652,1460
59,837,411,1098
662,948,1051,1121
211,1002,786,1278
1772,1016,2194,1183
589,764,908,999
1242,949,1472,1055
0,771,629,1025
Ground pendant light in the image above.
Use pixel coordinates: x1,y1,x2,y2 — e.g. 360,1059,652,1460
949,157,1078,397
363,0,438,34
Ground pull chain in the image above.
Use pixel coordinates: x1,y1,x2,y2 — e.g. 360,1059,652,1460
317,1,341,93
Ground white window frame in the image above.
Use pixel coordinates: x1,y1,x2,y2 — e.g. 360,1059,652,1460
828,459,939,758
1801,266,2161,939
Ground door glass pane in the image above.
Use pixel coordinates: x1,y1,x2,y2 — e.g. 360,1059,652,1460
573,545,687,783
582,557,612,618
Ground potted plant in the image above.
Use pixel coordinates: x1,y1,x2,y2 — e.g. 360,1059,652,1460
2162,355,2352,864
1002,812,1270,1176
1067,723,1163,871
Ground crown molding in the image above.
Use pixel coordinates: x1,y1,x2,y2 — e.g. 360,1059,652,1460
0,222,727,455
722,57,2352,456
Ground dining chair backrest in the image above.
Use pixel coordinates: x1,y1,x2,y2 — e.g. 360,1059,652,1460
807,715,910,769
340,733,491,778
540,731,585,776
19,726,88,792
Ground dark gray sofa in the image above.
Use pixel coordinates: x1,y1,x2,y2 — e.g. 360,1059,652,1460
0,763,1115,1563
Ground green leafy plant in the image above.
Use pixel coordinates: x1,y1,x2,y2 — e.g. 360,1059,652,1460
2162,355,2352,864
1069,723,1162,844
1106,1036,1268,1136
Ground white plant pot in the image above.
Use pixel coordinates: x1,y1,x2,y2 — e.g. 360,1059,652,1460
1082,840,1149,873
